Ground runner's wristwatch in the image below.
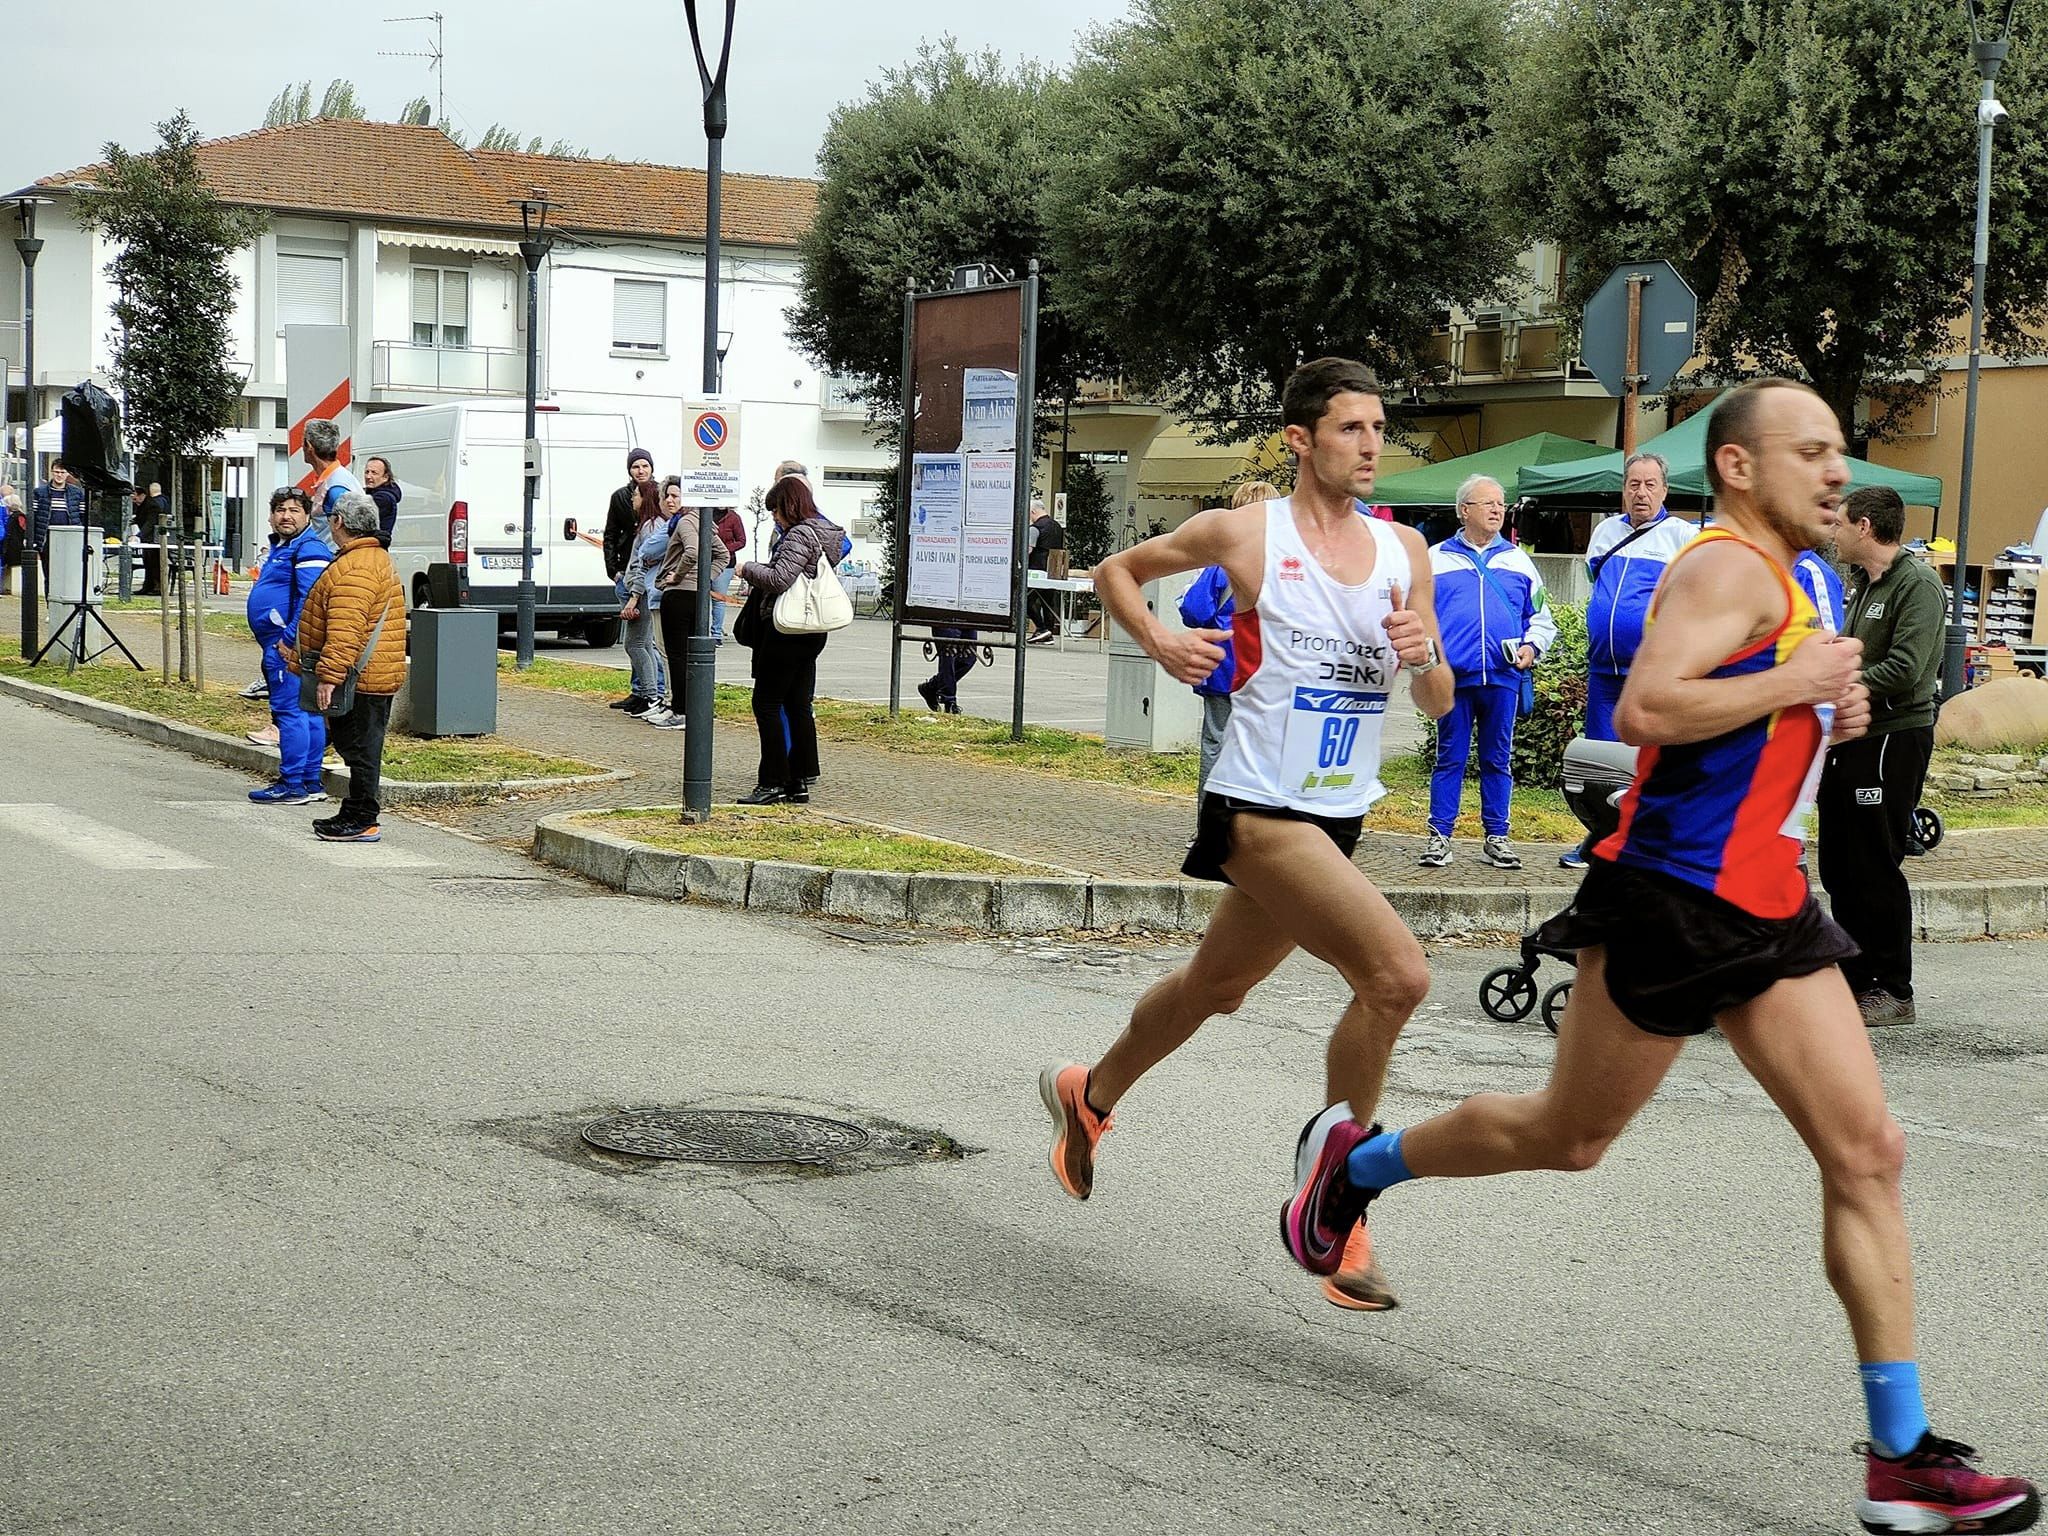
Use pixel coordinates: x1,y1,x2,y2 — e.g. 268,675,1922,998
1410,639,1442,675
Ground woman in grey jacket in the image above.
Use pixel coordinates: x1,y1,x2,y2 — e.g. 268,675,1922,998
735,474,843,805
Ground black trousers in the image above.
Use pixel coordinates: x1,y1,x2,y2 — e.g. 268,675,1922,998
657,596,698,709
1816,725,1933,1000
750,641,822,791
928,625,978,703
328,692,395,825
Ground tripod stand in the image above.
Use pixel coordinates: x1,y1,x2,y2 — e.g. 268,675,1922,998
32,489,142,672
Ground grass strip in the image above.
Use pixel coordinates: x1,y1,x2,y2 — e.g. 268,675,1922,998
588,806,1048,874
0,638,598,784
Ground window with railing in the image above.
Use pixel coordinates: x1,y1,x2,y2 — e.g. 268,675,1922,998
410,267,469,349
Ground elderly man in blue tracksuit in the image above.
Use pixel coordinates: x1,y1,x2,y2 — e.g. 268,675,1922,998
1422,475,1556,871
244,487,334,805
1583,451,1697,740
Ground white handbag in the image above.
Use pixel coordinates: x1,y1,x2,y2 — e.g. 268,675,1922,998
772,547,854,634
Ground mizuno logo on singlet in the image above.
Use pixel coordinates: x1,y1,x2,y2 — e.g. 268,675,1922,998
1291,688,1386,715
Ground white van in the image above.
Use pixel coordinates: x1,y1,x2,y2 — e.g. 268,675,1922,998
354,400,636,647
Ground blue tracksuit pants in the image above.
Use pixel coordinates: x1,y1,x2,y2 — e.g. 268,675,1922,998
264,642,327,790
1584,669,1626,743
1430,683,1517,837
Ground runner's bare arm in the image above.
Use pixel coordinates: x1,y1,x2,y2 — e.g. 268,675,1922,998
1093,505,1261,686
1616,541,1864,747
1386,523,1454,720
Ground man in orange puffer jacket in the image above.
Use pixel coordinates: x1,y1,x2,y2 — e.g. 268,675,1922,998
286,491,408,843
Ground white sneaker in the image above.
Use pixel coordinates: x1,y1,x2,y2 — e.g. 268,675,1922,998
1481,835,1522,870
641,706,676,726
240,677,268,699
1418,833,1452,868
649,710,687,730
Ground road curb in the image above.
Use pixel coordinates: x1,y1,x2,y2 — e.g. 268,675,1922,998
530,812,2048,943
0,672,633,807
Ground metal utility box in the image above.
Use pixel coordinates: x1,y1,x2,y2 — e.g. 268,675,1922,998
407,607,499,736
1104,570,1205,752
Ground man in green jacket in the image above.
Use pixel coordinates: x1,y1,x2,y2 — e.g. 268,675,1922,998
1817,486,1945,1027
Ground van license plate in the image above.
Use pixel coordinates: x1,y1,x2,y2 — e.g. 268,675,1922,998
478,553,525,569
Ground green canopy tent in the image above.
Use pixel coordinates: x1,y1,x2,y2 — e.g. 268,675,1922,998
1372,431,1612,505
1517,396,1944,507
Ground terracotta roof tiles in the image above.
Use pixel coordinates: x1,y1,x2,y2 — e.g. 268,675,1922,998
32,117,815,248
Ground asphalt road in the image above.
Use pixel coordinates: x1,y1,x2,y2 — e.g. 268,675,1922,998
2,694,2043,1536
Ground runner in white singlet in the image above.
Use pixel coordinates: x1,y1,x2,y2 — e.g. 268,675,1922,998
1204,502,1410,815
1037,357,1457,1313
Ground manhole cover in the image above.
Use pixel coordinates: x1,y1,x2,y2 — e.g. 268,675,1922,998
581,1108,873,1164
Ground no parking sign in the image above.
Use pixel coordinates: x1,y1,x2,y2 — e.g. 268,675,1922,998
679,396,743,504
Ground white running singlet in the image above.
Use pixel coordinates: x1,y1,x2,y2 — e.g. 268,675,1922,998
1205,499,1415,817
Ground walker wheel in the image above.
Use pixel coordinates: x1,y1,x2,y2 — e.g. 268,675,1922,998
1480,966,1538,1022
1911,806,1944,851
1541,981,1572,1035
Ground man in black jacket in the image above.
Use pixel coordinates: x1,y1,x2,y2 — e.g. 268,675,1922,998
1026,501,1065,643
603,448,655,581
1817,485,1945,1028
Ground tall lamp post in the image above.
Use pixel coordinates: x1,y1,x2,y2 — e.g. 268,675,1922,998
14,197,48,658
513,192,555,670
682,0,737,822
1942,0,2021,700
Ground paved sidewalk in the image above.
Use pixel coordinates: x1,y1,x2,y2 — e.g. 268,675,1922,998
11,594,2048,891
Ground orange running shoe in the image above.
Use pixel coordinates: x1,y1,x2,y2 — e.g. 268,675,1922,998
1321,1222,1399,1311
1038,1062,1113,1201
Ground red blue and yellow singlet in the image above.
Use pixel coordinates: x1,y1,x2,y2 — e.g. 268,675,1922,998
1593,529,1831,920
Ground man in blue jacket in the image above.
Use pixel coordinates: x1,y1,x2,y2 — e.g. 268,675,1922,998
1422,476,1556,870
1561,452,1698,870
1583,452,1697,740
244,487,334,805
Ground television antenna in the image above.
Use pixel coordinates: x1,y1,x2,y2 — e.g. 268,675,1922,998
382,12,446,126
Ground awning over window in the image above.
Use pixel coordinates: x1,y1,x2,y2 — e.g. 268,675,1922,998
377,228,521,257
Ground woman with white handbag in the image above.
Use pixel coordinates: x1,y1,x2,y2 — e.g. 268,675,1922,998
732,473,848,805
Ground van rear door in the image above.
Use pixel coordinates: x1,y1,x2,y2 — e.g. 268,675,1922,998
539,411,631,612
462,410,544,607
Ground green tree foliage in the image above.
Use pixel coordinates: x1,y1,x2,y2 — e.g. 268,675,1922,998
1062,458,1116,569
1044,0,1523,442
476,125,587,157
790,41,1115,574
1492,0,2048,436
74,114,267,482
262,79,366,127
790,40,1113,409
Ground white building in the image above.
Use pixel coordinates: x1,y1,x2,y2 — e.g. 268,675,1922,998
1,118,891,565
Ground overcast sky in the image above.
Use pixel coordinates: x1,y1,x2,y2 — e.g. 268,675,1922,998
3,0,1134,193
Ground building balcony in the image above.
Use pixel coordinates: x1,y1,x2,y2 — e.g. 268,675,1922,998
1427,314,1590,391
371,340,525,397
820,374,868,419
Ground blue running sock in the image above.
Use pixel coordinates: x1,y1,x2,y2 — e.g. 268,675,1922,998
1346,1128,1414,1192
1860,1361,1929,1459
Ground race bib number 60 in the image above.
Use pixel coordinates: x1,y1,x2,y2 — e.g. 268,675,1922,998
1283,686,1384,798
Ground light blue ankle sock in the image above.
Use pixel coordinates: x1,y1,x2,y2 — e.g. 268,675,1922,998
1346,1128,1413,1191
1860,1361,1929,1459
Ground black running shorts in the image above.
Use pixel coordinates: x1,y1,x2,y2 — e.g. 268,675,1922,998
1181,793,1365,885
1531,857,1859,1038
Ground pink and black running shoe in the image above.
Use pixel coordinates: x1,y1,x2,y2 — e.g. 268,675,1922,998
1280,1102,1377,1276
1858,1433,2039,1534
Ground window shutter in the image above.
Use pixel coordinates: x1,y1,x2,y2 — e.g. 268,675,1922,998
279,253,345,325
410,269,439,328
612,279,666,351
441,269,469,324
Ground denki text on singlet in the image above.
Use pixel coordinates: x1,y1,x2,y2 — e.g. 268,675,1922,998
1288,628,1394,689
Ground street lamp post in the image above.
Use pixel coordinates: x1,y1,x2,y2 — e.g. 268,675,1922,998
513,193,555,671
1942,0,2021,700
14,198,47,658
682,0,737,822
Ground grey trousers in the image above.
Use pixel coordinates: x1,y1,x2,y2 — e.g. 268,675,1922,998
1196,693,1233,794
